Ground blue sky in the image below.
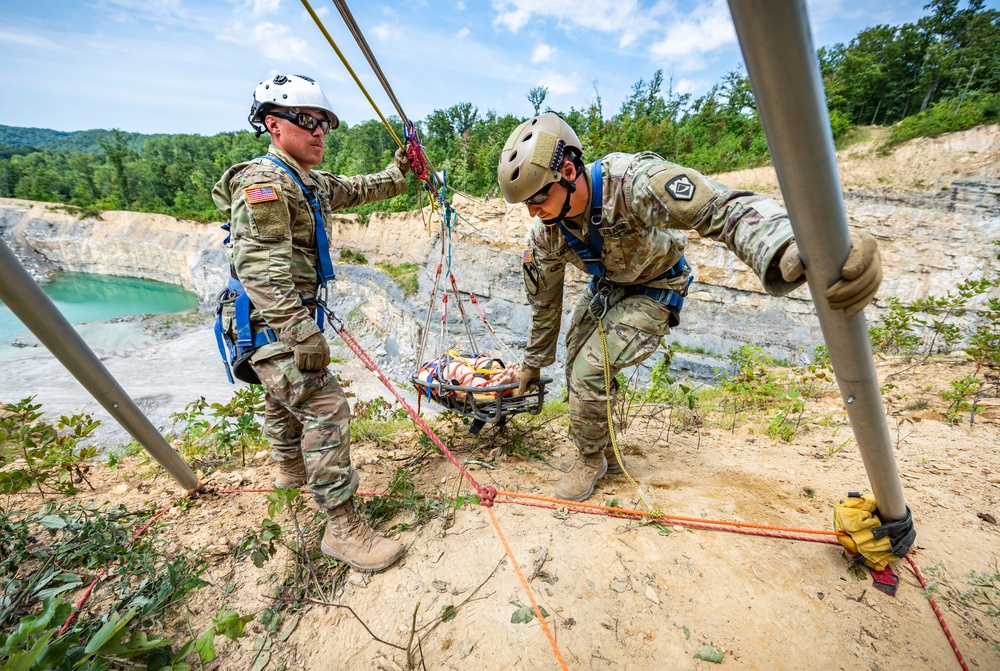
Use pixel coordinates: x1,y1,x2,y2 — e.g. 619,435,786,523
1,0,987,136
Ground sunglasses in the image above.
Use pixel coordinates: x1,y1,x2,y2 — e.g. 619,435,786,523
269,110,333,134
523,182,554,205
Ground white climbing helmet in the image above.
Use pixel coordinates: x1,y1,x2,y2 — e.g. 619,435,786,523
248,74,340,136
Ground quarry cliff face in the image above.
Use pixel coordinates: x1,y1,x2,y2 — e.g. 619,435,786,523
2,125,998,375
0,200,229,304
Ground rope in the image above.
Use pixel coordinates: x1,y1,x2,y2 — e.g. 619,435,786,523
330,0,410,127
328,314,497,505
497,490,846,537
298,0,403,149
56,505,172,638
906,556,970,671
596,314,661,515
487,506,570,670
469,293,518,362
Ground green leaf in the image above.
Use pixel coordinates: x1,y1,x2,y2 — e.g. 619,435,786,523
195,627,217,662
277,614,300,642
84,609,136,654
510,606,534,624
214,608,253,640
440,605,457,623
35,574,83,600
2,631,57,671
694,643,724,663
38,515,68,529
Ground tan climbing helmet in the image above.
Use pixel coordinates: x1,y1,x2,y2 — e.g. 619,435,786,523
248,74,340,137
497,112,582,203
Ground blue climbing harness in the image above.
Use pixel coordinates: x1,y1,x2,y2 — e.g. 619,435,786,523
557,159,693,324
214,155,335,384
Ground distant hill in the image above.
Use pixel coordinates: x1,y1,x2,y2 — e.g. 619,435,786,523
0,125,160,155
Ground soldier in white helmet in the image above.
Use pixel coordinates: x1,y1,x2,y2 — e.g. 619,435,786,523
499,112,881,503
212,74,411,571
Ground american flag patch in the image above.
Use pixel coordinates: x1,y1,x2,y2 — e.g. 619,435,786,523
244,185,278,204
522,249,532,263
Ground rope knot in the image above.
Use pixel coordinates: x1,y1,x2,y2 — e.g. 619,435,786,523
478,485,498,507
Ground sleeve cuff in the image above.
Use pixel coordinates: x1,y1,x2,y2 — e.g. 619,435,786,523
281,319,322,345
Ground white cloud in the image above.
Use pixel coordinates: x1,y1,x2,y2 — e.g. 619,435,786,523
249,21,315,65
248,0,282,17
457,27,471,40
649,0,736,71
456,0,466,9
373,22,404,42
536,71,579,96
491,0,663,48
531,43,554,63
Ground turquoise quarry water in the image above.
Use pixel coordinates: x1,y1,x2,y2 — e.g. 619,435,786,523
0,272,198,344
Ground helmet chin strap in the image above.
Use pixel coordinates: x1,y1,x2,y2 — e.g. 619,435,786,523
540,172,581,227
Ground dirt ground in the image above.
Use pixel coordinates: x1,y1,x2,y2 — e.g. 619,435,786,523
7,353,999,671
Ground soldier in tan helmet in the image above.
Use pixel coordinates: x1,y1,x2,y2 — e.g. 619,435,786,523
212,74,411,571
498,112,881,503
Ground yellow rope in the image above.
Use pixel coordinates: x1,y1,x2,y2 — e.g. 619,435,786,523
298,0,403,149
596,316,663,518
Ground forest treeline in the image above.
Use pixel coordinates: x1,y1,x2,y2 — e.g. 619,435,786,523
0,0,997,223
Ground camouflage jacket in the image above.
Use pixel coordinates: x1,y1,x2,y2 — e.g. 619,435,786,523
522,151,802,368
212,144,406,359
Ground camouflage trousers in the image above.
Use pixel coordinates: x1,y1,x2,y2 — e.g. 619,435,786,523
564,287,675,456
250,352,355,511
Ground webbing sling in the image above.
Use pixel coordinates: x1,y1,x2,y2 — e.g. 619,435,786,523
556,160,691,317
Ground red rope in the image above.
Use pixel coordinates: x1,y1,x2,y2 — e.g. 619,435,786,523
56,506,172,637
333,323,496,504
906,556,970,671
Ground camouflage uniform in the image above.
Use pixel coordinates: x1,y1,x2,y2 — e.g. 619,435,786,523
212,144,406,510
522,152,803,455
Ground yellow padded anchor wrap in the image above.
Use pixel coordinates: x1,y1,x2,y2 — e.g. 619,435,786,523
833,494,901,571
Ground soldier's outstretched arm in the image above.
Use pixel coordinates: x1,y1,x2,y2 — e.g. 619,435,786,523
316,163,408,212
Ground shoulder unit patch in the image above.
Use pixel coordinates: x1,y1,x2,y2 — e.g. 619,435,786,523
664,174,695,201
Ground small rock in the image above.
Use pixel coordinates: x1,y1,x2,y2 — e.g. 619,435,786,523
977,512,996,525
645,586,660,604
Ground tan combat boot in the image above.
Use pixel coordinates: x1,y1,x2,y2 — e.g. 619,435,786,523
604,446,626,475
554,452,608,502
273,454,307,489
321,499,405,572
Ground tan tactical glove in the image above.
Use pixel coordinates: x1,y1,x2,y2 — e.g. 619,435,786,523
394,147,411,176
517,366,541,396
779,230,882,317
293,332,330,371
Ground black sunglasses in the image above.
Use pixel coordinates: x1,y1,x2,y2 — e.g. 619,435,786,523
524,182,554,205
269,110,333,134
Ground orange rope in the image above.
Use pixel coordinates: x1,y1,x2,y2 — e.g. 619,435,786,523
497,489,846,536
487,506,569,670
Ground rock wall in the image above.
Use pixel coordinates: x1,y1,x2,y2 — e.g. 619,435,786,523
0,199,229,304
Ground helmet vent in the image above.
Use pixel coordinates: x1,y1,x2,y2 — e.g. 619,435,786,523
508,150,518,162
521,132,533,143
511,167,520,181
